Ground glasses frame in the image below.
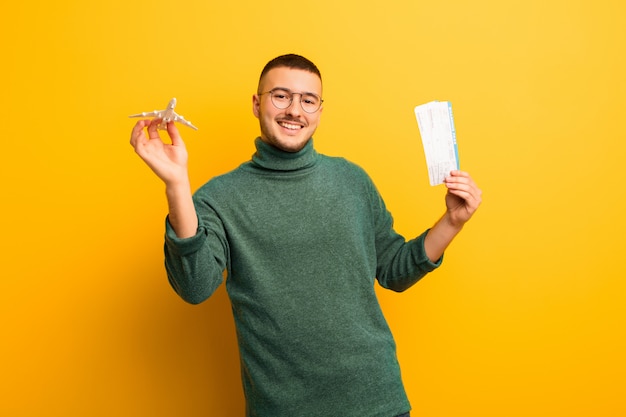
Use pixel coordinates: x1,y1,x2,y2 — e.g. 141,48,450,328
258,88,324,114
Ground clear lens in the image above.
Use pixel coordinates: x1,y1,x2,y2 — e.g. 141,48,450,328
300,93,320,113
270,88,292,109
269,88,322,113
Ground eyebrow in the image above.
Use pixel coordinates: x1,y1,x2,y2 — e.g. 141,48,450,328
272,86,321,97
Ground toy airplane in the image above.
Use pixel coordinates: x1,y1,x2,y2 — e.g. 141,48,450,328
129,98,198,130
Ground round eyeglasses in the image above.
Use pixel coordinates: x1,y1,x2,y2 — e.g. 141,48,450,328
258,88,323,113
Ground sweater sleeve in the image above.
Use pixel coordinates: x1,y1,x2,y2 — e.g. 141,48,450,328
368,180,442,292
163,196,230,304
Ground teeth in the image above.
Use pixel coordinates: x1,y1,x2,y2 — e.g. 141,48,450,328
279,122,301,130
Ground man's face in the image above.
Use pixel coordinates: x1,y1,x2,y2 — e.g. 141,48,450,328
253,67,323,153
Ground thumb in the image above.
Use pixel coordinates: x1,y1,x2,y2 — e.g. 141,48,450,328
166,121,184,146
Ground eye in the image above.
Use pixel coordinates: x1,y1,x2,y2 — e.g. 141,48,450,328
302,95,319,105
272,89,291,101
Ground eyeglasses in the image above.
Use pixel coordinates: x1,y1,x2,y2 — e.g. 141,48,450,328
258,88,323,113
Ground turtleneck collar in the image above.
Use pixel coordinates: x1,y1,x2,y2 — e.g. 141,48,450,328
251,137,319,172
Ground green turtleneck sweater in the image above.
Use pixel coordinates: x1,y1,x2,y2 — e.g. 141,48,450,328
164,138,442,417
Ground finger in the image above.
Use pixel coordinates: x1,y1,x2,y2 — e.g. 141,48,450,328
446,170,472,181
449,178,481,196
130,119,151,147
449,183,483,208
147,118,162,139
166,121,184,146
447,176,482,198
452,187,481,204
446,172,478,191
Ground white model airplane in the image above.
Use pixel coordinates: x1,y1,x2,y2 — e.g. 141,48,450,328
129,98,198,130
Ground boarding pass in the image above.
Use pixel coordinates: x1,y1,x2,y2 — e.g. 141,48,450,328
414,101,460,186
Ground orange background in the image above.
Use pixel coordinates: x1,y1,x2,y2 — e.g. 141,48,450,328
2,0,625,416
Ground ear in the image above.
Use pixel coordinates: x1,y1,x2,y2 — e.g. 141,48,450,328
252,94,260,118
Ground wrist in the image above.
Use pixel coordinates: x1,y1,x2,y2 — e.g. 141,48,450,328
165,176,192,197
442,211,465,233
164,179,198,239
424,213,463,262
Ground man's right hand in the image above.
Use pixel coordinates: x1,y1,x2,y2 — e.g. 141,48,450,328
130,118,189,187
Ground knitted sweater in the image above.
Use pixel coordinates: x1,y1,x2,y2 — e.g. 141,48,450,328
164,138,442,417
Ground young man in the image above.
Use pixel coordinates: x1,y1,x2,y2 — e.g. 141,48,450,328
130,54,482,417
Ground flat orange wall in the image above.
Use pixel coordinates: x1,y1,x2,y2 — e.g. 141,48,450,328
2,1,625,416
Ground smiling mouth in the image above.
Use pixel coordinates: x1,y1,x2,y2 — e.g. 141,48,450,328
278,120,304,130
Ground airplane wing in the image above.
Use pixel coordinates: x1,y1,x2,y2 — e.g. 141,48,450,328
128,110,165,118
172,113,198,130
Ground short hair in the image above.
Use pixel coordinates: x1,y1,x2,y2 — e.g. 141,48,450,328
258,54,322,90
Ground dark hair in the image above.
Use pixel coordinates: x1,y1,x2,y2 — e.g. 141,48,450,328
258,54,322,88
